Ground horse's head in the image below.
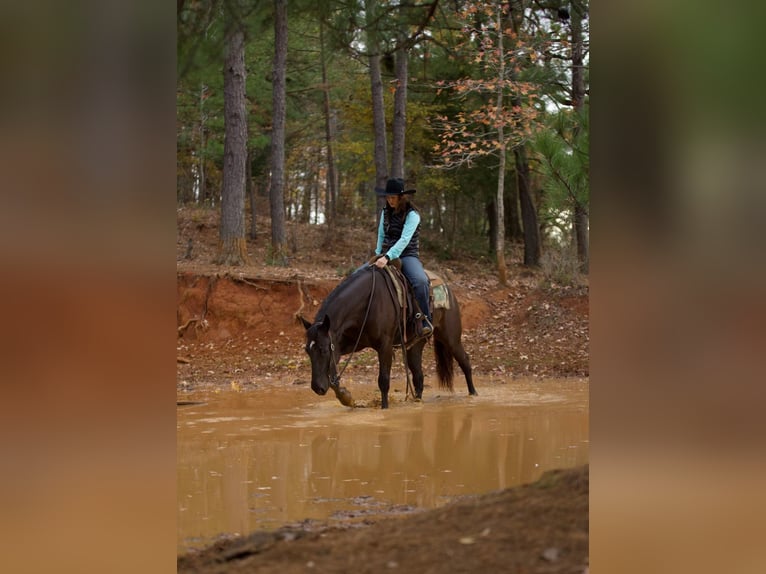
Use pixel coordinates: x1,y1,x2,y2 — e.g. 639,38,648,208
301,314,338,396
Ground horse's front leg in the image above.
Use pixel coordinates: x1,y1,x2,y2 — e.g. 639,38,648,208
376,346,394,409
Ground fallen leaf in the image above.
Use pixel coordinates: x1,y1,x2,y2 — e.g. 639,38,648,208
541,547,560,562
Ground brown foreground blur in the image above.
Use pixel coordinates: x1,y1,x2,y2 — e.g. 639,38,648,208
0,2,176,573
593,1,766,572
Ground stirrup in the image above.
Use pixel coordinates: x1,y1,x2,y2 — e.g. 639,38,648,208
415,312,432,328
405,319,433,349
420,313,433,333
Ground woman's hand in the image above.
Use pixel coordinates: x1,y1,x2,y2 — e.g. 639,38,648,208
374,255,388,268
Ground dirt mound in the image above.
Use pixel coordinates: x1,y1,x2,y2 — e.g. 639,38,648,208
177,465,589,574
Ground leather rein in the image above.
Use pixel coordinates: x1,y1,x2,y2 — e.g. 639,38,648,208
329,266,377,389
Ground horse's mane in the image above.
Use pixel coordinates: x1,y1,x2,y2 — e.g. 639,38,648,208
314,268,372,322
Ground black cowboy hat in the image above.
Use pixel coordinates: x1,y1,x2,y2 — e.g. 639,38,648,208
375,177,416,196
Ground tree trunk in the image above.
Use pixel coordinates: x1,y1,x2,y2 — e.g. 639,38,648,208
320,20,337,227
329,111,339,216
451,192,458,252
245,148,256,240
494,5,508,286
365,0,388,215
506,0,540,268
249,183,258,240
506,175,522,241
198,83,207,205
574,202,589,273
487,200,496,255
495,155,508,284
299,168,312,223
515,145,541,267
390,44,408,179
216,6,249,266
571,0,589,273
269,0,288,265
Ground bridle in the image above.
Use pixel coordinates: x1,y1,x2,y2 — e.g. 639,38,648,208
325,266,376,390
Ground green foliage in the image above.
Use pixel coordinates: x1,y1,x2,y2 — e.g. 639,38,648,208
177,3,276,200
176,0,589,271
532,108,589,245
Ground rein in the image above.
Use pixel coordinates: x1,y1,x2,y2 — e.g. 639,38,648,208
381,267,415,400
329,266,376,389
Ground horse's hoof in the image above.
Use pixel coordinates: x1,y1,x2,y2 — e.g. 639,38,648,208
333,385,355,407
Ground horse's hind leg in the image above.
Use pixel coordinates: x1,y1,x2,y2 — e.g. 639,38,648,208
453,342,477,396
406,341,426,400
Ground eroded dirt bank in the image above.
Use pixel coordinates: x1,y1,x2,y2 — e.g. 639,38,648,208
176,270,588,390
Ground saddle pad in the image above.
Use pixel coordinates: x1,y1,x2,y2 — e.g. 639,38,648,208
424,269,450,309
432,284,450,309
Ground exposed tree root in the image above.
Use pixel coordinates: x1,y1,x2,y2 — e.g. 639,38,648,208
177,318,198,336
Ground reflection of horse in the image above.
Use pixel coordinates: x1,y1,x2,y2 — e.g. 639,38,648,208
300,266,477,409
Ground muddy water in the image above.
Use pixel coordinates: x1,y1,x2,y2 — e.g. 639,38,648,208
177,377,588,553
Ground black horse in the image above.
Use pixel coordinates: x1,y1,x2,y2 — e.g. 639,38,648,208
300,266,477,409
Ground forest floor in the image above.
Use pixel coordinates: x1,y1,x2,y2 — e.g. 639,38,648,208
176,205,590,573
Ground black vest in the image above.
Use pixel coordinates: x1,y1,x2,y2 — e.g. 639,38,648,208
382,205,420,259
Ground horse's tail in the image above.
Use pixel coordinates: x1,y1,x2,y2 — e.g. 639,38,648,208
434,338,455,392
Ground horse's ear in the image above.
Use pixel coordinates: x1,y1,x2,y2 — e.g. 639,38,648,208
298,315,312,331
319,315,331,332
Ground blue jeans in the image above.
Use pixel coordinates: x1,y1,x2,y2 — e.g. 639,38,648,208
400,256,431,323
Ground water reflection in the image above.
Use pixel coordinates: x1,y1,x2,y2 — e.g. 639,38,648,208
177,378,588,553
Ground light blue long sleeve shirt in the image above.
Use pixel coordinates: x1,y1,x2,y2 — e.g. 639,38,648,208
375,209,421,260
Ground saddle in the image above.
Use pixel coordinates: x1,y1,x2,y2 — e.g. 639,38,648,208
381,263,450,345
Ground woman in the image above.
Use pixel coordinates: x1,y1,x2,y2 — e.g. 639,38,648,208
371,178,432,338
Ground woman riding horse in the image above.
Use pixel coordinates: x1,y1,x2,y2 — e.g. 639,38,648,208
370,177,433,341
301,177,477,408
